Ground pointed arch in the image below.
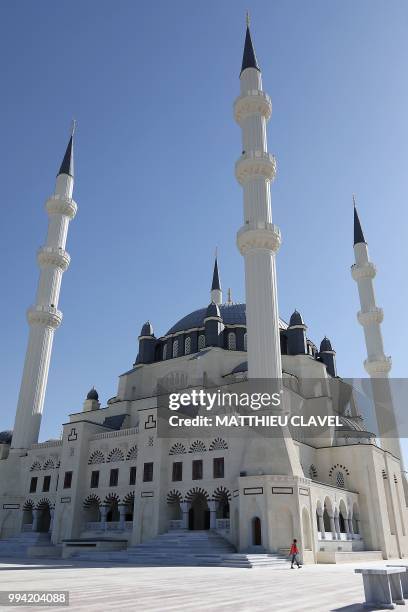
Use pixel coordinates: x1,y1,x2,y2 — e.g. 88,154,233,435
43,458,55,470
23,499,35,511
107,448,125,463
35,497,53,511
30,460,42,472
88,449,105,465
212,486,231,502
189,440,207,453
169,442,186,455
185,487,210,502
126,445,138,460
209,438,228,451
167,490,183,505
83,494,101,509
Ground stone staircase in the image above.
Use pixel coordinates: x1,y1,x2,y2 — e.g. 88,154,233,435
69,530,289,568
0,532,61,559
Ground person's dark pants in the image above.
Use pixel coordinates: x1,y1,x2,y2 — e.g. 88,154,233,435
291,554,300,567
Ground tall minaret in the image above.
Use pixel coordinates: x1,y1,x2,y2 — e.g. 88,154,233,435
234,18,281,379
351,199,401,459
11,128,77,451
234,19,303,478
211,253,222,305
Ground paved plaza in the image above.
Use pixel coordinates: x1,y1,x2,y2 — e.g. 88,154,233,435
0,557,405,611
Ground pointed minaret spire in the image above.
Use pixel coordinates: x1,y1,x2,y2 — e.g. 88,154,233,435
210,250,222,305
241,14,260,75
353,195,366,245
57,120,75,178
11,127,78,450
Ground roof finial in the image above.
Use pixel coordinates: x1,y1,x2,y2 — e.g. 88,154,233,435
227,288,232,304
71,118,77,137
246,10,250,27
352,193,356,208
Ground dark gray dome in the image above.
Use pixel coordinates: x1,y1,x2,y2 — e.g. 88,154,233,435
206,302,221,318
0,430,12,444
166,303,246,335
289,310,304,327
86,387,99,401
140,321,154,337
320,337,333,352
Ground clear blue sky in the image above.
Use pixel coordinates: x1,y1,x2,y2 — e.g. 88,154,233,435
1,1,408,457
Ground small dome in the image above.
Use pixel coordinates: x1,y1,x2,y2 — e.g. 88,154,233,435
206,302,221,318
0,430,12,444
320,337,333,352
289,310,304,327
86,387,99,401
140,321,154,336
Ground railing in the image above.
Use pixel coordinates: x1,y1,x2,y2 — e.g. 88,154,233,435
169,520,183,530
90,426,139,441
31,440,62,450
216,519,230,531
319,531,361,541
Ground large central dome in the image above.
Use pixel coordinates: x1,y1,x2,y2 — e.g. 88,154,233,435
165,303,287,336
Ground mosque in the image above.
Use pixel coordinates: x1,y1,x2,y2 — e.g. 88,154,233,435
0,21,407,565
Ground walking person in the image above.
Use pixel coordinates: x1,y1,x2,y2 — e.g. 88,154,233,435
289,539,302,568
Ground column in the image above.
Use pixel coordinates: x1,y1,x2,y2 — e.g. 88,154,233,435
49,508,55,533
100,505,108,531
32,509,39,532
334,512,341,540
208,501,217,530
119,504,126,531
180,501,190,529
329,514,336,540
317,510,325,539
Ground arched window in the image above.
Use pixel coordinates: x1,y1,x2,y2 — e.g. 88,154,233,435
228,332,236,351
336,471,345,488
198,334,205,350
244,333,247,351
185,337,191,355
172,340,179,358
163,345,167,360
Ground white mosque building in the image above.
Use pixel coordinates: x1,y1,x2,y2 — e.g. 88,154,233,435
0,22,407,565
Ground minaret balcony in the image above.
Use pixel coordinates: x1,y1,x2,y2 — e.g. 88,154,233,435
237,221,281,254
46,194,77,219
37,246,70,271
234,90,272,123
357,307,384,327
364,356,392,377
27,305,63,329
235,151,276,184
351,261,376,281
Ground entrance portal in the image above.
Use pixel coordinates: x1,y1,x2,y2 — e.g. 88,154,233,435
37,505,51,533
252,516,262,546
188,494,210,530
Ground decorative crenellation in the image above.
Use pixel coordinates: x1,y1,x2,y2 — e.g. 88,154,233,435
234,90,272,123
27,305,63,329
364,356,392,377
45,194,77,219
237,222,281,255
37,246,71,271
357,307,384,326
235,151,276,185
351,261,376,281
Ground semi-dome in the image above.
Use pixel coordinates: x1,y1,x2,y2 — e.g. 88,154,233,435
86,387,99,401
0,430,12,444
289,310,304,327
140,321,154,337
320,337,333,352
166,303,287,336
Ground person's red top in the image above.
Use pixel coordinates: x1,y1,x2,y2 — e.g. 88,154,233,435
290,543,298,554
